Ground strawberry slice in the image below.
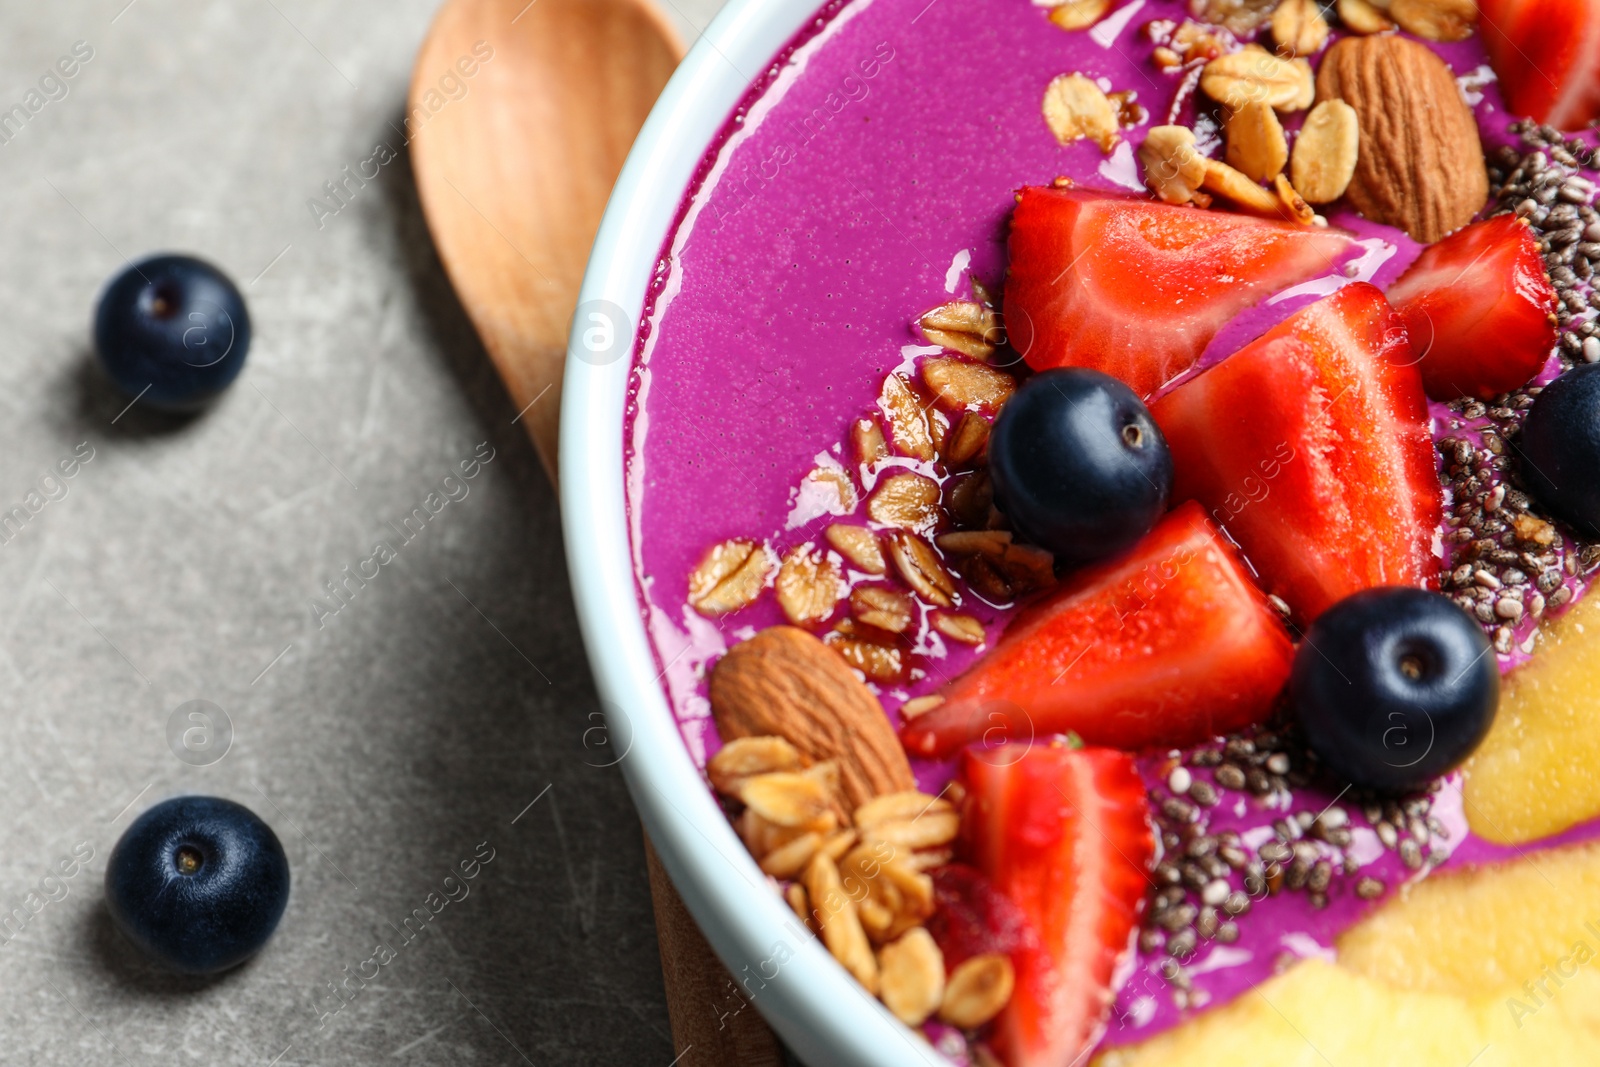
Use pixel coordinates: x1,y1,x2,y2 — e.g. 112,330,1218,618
900,502,1294,760
1386,215,1558,401
959,742,1153,1067
1005,185,1354,398
926,864,1041,973
1482,0,1600,132
1151,284,1442,623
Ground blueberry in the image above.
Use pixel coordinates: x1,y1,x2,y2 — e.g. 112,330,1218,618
987,368,1172,566
93,254,251,410
105,796,289,974
1290,588,1499,793
1519,363,1600,536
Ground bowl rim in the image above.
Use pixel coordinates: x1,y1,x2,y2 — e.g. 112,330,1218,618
559,1,948,1064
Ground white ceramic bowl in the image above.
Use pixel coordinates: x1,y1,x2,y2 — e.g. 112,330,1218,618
560,2,951,1065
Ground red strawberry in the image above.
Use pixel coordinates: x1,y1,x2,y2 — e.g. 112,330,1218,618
1482,0,1600,131
926,864,1041,973
959,742,1153,1067
1005,185,1354,398
900,502,1295,760
1151,284,1442,623
1386,215,1558,401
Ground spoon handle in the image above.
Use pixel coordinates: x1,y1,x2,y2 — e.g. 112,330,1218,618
410,0,785,1059
646,835,789,1065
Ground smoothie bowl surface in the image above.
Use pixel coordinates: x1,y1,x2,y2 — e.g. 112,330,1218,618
585,0,1600,1063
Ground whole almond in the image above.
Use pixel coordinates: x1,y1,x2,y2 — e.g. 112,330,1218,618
1315,35,1488,243
709,626,915,808
1291,98,1361,204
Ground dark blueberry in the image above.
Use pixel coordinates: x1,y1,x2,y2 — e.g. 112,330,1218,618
1520,363,1600,536
93,254,251,411
105,796,289,974
987,368,1172,566
1290,588,1498,793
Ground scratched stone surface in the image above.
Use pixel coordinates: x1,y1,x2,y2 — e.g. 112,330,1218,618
0,1,726,1062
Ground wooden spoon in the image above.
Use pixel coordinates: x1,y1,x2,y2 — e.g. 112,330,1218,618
409,0,676,484
409,1,784,1063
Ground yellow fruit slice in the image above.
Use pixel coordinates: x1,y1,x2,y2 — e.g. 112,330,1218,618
1463,590,1600,844
1094,842,1600,1066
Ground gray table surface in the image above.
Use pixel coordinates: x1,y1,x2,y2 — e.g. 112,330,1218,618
0,0,727,1062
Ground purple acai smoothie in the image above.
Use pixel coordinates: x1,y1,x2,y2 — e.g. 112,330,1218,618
623,0,1600,1058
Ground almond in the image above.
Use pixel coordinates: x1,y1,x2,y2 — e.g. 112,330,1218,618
919,301,1003,360
1140,125,1210,206
1272,0,1330,56
1338,0,1395,33
709,626,915,808
1200,46,1314,112
1291,98,1361,204
1390,0,1477,41
1225,100,1289,182
1042,73,1121,153
1315,35,1488,243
